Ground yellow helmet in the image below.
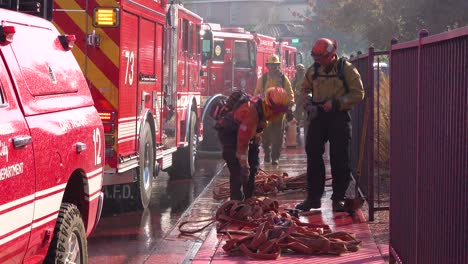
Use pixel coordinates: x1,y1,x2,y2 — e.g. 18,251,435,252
266,54,281,64
264,87,289,113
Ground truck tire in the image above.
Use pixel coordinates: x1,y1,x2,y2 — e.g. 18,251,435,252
201,114,222,151
168,111,197,178
200,98,223,152
136,123,155,209
45,203,87,264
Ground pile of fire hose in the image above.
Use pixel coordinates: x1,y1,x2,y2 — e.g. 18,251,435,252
213,169,312,200
179,197,361,259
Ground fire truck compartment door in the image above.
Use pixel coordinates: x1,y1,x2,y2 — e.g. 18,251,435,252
223,41,234,93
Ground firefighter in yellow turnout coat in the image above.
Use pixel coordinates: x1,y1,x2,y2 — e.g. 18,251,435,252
296,38,364,212
292,63,306,138
254,55,295,165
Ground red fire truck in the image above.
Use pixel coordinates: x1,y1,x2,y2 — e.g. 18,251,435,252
199,24,301,151
279,40,300,80
47,0,204,208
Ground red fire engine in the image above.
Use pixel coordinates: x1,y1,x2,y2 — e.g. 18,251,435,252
49,0,204,208
279,40,300,80
199,24,301,151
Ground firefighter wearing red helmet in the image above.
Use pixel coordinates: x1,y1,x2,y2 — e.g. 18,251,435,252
296,38,365,212
217,87,290,200
254,54,295,165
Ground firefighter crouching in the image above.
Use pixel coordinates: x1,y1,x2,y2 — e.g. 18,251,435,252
216,87,290,200
296,38,365,212
254,55,295,165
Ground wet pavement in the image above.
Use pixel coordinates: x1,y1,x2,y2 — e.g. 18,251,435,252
88,158,225,264
87,131,387,263
191,146,385,264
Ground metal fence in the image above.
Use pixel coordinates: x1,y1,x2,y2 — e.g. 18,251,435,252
389,28,468,264
350,48,390,221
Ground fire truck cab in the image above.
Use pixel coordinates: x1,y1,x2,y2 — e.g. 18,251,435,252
51,0,204,209
199,24,301,151
0,6,104,264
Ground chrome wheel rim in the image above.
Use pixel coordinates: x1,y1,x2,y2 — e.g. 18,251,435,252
143,141,151,190
65,232,81,264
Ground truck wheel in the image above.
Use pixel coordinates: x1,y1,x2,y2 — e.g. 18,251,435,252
200,99,222,152
136,123,154,209
168,111,197,178
45,203,87,264
186,111,198,175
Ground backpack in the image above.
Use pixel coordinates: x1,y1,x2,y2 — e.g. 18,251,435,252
311,57,349,92
210,91,251,131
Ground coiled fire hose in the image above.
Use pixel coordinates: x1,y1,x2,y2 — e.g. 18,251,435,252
213,169,316,200
178,197,361,259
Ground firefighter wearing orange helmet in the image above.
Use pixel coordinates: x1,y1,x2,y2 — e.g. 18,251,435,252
254,54,295,165
217,87,290,200
296,38,364,212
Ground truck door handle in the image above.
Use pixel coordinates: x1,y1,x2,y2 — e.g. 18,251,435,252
76,142,87,153
13,135,32,149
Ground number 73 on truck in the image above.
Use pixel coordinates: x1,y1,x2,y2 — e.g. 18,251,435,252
51,0,205,208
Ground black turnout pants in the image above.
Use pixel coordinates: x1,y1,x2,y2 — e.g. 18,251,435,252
218,129,260,200
305,110,352,202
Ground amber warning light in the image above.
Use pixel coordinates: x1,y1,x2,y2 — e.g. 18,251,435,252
0,26,16,45
99,112,115,122
93,8,120,27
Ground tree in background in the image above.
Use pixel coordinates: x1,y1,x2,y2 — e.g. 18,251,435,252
299,0,468,50
290,4,367,61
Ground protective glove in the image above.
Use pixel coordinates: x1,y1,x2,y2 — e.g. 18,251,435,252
303,93,313,110
332,98,341,112
252,135,262,145
303,94,319,120
286,109,294,122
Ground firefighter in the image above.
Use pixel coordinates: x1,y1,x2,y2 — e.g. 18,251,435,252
217,87,290,200
254,54,295,165
292,63,306,138
296,38,364,212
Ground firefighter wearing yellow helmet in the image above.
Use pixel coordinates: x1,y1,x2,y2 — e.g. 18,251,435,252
254,54,295,165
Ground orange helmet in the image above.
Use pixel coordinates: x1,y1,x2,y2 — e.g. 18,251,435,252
311,38,337,66
264,87,289,113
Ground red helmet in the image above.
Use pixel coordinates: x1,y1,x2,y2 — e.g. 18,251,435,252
311,38,337,66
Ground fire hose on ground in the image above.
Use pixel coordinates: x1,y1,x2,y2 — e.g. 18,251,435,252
178,197,362,259
213,169,314,200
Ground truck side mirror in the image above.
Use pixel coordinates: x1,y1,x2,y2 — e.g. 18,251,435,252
201,30,213,60
296,53,303,64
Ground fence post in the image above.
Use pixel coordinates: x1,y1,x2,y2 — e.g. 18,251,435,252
415,28,429,264
388,37,397,264
368,46,375,221
355,50,363,202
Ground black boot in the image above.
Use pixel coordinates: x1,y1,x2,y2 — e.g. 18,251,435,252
332,199,346,212
295,199,321,211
